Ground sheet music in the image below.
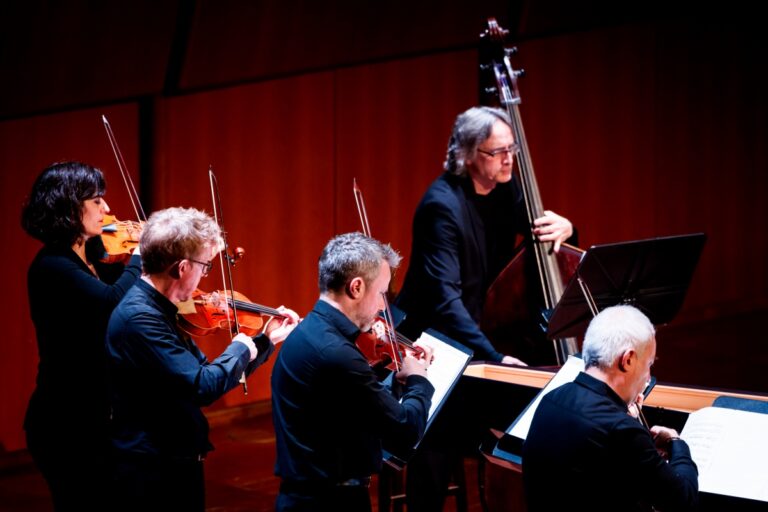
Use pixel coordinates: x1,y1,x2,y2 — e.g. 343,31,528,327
383,330,471,468
507,355,585,439
416,331,472,419
681,406,768,502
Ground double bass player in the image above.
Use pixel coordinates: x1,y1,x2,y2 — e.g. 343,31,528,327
395,106,576,511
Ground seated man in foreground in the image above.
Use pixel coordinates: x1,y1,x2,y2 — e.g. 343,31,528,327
522,305,698,512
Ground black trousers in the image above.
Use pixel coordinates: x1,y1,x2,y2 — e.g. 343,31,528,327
406,449,462,512
276,480,372,512
26,427,110,511
111,452,205,512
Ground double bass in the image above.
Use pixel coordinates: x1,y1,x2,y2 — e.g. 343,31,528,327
478,19,583,366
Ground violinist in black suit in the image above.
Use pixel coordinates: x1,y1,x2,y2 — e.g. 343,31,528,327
272,232,435,512
106,207,298,511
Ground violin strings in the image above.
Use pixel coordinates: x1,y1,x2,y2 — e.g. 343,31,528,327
228,298,284,318
209,169,239,335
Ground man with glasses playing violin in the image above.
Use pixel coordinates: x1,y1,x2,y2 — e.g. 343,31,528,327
105,207,298,511
522,305,698,512
395,106,575,511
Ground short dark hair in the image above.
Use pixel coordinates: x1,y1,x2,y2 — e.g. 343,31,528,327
21,161,106,247
318,232,401,293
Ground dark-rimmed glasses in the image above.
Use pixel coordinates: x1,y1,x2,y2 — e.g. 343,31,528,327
477,143,520,158
188,258,213,277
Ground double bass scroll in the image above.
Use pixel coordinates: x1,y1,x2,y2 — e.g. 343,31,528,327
478,18,583,366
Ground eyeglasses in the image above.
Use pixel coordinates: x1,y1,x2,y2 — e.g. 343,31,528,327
476,143,520,159
188,258,213,277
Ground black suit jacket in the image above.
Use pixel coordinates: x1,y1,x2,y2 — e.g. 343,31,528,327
395,172,527,361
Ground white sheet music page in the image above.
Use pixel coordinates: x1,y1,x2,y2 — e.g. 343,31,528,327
680,406,768,502
507,355,585,440
416,331,471,419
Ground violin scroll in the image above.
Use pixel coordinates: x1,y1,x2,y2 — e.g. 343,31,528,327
480,17,509,42
225,246,246,266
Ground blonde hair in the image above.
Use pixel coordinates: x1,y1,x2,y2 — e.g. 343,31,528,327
140,207,223,274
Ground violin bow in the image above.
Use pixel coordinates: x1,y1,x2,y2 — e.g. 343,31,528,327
353,179,403,372
209,167,248,393
101,115,147,222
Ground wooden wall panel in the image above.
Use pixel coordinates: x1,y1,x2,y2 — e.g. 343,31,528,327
0,1,178,119
335,50,479,292
652,23,768,314
503,24,767,388
511,23,768,317
181,0,511,90
2,17,766,455
0,104,139,453
515,25,658,247
151,73,336,408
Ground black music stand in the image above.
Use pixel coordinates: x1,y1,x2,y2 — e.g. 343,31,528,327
546,233,707,339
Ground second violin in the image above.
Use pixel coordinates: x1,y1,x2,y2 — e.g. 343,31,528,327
177,288,287,338
356,316,425,375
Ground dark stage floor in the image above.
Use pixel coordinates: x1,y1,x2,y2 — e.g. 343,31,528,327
2,309,763,511
0,406,481,512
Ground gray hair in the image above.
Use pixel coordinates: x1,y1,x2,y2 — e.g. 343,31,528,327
582,305,655,369
318,232,401,293
444,106,512,176
140,207,223,275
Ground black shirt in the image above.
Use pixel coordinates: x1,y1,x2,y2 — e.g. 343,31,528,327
25,244,141,439
106,279,274,458
522,372,698,512
396,173,527,361
271,299,434,483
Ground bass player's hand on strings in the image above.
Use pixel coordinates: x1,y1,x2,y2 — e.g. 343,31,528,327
533,210,573,253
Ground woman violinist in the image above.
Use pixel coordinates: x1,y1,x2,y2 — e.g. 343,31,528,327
21,161,142,510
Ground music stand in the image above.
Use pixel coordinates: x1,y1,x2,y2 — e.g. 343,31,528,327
546,233,707,339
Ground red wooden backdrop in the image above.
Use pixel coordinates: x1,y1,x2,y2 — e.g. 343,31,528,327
1,22,766,453
0,105,140,452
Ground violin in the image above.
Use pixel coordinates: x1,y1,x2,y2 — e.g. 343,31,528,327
101,214,143,264
352,179,424,372
357,317,423,372
177,288,287,338
100,115,148,264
